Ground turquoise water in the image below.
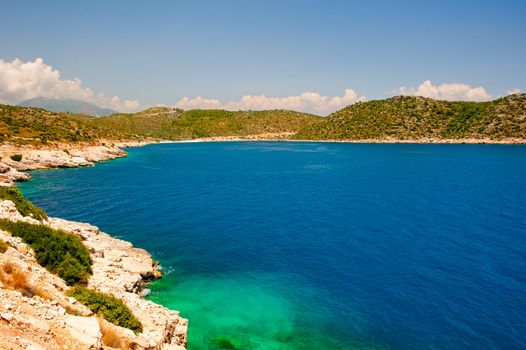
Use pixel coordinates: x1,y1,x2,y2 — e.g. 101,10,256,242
19,142,526,349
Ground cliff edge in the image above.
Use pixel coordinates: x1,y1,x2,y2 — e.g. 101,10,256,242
0,142,188,349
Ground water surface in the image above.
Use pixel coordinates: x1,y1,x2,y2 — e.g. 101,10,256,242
20,142,526,349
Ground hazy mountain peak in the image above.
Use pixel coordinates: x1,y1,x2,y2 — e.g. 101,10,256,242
17,97,117,116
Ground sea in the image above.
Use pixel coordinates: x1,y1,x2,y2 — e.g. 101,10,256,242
19,142,526,349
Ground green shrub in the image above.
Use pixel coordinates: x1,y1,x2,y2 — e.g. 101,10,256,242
0,187,47,220
0,220,91,285
67,286,143,333
10,154,23,162
0,239,8,253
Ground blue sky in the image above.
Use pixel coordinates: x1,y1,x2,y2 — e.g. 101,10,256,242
1,0,525,113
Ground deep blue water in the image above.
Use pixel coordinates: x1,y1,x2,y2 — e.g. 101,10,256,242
19,142,526,349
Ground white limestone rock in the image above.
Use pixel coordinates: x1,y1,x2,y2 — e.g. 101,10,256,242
65,315,102,348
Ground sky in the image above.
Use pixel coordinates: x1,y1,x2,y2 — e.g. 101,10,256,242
0,0,525,114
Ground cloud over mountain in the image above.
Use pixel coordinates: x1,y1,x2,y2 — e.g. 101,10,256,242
174,89,367,115
398,80,492,101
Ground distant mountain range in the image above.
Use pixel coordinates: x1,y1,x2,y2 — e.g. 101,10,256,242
17,97,117,116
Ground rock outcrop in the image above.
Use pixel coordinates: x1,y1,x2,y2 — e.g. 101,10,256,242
65,316,102,348
0,144,128,186
0,141,188,349
0,199,188,349
0,142,151,187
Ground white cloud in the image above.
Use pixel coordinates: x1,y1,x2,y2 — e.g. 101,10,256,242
507,88,522,95
174,89,366,115
0,58,141,112
398,80,492,101
174,96,223,110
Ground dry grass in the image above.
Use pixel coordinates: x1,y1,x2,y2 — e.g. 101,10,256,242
64,305,84,316
98,318,131,349
0,261,51,299
0,239,8,253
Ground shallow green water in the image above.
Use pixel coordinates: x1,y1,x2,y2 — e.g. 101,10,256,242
148,273,377,350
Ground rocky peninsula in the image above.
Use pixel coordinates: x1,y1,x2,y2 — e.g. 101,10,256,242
0,142,188,349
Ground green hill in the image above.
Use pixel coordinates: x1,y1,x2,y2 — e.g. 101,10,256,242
1,94,525,145
294,94,526,141
0,104,128,145
91,108,322,140
0,104,321,145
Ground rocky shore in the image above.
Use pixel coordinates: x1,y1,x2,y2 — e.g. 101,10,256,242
175,136,526,144
0,141,188,349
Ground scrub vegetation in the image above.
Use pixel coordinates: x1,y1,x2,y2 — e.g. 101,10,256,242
0,219,92,285
0,104,129,145
294,94,526,140
0,187,47,220
67,286,143,333
10,154,22,162
91,107,321,140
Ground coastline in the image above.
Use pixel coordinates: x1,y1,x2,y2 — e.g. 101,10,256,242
168,135,526,144
0,140,188,349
